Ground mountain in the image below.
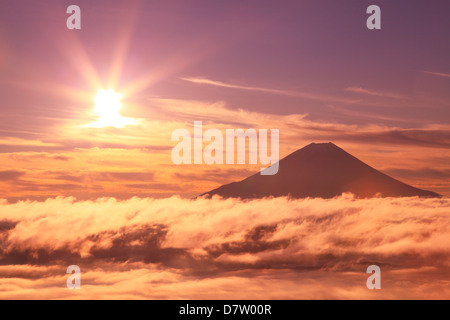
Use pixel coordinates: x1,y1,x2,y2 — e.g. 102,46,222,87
202,142,440,199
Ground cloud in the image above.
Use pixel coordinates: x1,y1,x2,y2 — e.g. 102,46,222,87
125,183,185,191
0,170,25,181
96,172,155,182
0,219,17,231
151,98,450,148
383,168,450,180
0,196,448,299
180,77,299,96
423,71,450,79
345,87,405,99
180,77,355,103
173,168,255,183
8,153,72,162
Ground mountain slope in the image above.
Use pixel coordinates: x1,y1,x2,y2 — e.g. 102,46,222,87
202,142,440,199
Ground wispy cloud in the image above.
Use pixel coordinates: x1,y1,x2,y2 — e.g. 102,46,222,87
423,71,450,79
180,77,355,103
345,87,405,99
0,170,25,181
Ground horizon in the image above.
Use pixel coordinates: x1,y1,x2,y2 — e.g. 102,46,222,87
1,140,445,203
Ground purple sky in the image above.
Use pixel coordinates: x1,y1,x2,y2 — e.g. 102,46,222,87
0,0,449,132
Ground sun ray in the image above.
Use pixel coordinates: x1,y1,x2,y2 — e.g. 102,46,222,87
106,6,141,90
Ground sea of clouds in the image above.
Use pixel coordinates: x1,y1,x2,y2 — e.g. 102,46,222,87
0,195,449,299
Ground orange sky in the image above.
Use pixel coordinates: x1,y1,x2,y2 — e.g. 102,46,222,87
1,98,449,201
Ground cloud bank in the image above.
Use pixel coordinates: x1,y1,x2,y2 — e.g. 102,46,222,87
0,196,448,299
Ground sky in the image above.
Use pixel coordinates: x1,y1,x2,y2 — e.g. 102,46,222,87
0,0,449,201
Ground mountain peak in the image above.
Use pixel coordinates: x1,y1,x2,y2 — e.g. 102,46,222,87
298,142,343,154
202,142,440,199
307,142,335,147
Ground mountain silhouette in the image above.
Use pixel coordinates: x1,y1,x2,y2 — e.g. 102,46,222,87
202,142,440,199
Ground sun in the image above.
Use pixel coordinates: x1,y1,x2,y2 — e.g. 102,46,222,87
95,89,122,116
87,89,138,128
